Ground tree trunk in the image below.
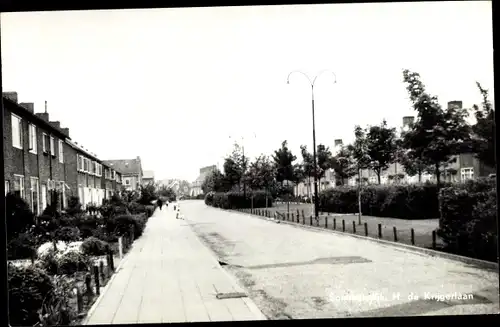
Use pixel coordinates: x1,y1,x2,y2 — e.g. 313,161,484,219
376,170,381,185
435,163,441,188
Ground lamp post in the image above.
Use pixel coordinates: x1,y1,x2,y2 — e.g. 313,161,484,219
287,70,337,220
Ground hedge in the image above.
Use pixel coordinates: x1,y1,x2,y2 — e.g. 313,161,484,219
437,178,497,261
205,191,274,209
318,183,445,219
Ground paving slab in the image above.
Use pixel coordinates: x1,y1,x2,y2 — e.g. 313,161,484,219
84,204,266,324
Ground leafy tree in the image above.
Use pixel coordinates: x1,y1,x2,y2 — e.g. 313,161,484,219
365,120,397,184
272,140,297,189
402,69,472,186
331,146,356,185
138,183,158,205
347,126,371,224
298,145,314,196
202,168,228,193
315,144,334,181
158,185,177,201
5,193,35,241
223,143,248,191
347,125,372,174
471,82,495,168
244,155,276,191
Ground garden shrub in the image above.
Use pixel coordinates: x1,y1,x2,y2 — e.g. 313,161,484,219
8,264,55,326
65,196,83,216
106,214,147,240
318,183,441,219
37,275,76,326
205,192,214,206
53,226,81,242
207,191,273,209
127,201,146,215
7,232,36,260
81,236,110,256
5,193,35,241
438,178,497,261
145,205,155,217
195,194,205,200
41,251,90,275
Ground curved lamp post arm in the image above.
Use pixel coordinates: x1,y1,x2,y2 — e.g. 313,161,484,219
312,69,337,88
287,71,313,87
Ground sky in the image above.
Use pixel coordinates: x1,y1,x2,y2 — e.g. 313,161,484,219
1,1,494,182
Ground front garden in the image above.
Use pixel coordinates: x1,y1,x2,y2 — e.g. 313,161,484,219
6,188,158,326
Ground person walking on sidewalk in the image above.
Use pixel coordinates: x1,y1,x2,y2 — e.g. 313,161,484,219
157,198,164,210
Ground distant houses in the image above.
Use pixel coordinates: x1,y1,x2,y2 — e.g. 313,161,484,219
294,101,495,196
142,170,155,185
102,158,143,191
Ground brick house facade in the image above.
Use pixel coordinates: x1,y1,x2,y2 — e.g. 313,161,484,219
3,92,123,211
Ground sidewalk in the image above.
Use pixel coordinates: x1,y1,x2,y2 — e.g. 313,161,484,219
84,204,267,324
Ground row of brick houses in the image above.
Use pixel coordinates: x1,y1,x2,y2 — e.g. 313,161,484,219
3,91,127,214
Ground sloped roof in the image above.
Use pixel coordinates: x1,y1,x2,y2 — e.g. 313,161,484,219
103,159,141,175
143,170,155,179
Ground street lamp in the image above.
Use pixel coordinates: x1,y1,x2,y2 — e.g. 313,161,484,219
287,69,337,220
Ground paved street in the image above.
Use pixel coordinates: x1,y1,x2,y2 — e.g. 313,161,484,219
84,204,266,324
180,200,499,319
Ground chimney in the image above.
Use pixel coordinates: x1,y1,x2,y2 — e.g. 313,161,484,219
45,101,48,113
3,92,19,103
49,121,61,129
447,100,463,110
402,116,415,128
35,113,49,122
136,156,141,162
334,139,343,147
61,128,70,137
19,102,35,114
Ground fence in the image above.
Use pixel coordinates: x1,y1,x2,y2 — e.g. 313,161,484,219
236,207,441,248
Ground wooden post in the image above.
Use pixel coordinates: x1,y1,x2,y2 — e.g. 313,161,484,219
99,261,105,282
75,287,83,313
411,228,415,245
352,221,356,234
85,273,93,296
432,230,436,249
301,210,305,221
108,251,115,272
291,213,295,222
286,212,290,221
118,237,123,260
93,266,100,295
342,220,345,232
364,223,368,236
393,227,398,242
378,224,382,238
310,215,313,225
325,217,328,228
297,209,300,220
333,218,336,230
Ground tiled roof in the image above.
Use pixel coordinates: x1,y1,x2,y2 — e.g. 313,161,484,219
103,159,141,175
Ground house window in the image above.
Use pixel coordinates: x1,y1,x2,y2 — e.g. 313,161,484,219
58,140,64,163
83,158,88,173
29,124,37,154
50,136,55,156
30,177,40,215
41,184,47,212
111,170,116,180
461,167,474,182
125,179,130,185
13,175,25,198
11,114,23,149
42,133,48,153
105,168,110,179
369,176,377,184
5,181,10,196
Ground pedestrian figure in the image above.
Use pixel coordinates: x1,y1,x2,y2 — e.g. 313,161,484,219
158,198,163,210
174,205,176,211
